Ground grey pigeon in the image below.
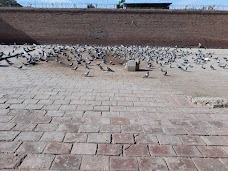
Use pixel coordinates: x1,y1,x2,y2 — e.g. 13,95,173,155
143,71,149,78
107,66,114,72
84,71,90,77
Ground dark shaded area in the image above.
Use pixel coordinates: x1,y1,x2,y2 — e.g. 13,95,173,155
0,0,22,7
0,18,38,44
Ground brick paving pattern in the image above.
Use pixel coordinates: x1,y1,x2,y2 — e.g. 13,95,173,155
0,59,228,170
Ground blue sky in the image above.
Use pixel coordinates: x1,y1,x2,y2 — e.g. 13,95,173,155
17,0,228,6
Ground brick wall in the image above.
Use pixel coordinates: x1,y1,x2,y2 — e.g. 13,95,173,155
0,8,228,48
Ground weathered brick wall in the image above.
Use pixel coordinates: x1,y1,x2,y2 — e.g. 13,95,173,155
0,8,228,48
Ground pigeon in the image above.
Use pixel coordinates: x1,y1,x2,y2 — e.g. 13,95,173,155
71,66,78,71
17,65,23,69
84,71,90,77
69,62,74,67
99,65,105,71
107,66,114,72
143,71,149,78
210,65,215,70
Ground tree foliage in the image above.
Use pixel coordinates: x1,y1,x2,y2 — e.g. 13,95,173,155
0,0,22,7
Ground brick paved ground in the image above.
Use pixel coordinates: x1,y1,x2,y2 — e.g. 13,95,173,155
0,55,228,170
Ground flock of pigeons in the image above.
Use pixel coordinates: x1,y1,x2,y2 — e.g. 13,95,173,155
0,43,227,78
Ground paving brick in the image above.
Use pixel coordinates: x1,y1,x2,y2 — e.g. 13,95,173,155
10,114,34,124
51,117,72,124
81,156,109,170
87,133,111,143
83,111,101,117
102,111,120,117
157,135,182,145
165,157,198,171
193,158,228,171
71,143,97,154
64,133,87,143
24,104,43,110
97,144,122,156
207,121,227,128
143,126,164,134
0,123,16,130
100,125,121,133
71,117,85,125
40,132,65,142
0,116,14,123
49,95,65,100
112,133,134,144
42,104,61,110
0,103,10,109
173,145,202,157
64,111,84,117
17,142,46,154
34,124,58,132
102,101,118,106
179,135,206,145
34,95,50,100
163,127,187,135
69,100,85,105
94,105,110,112
169,120,190,127
0,141,21,153
46,110,64,117
23,99,39,104
122,125,144,133
188,120,210,128
110,157,138,171
31,116,52,124
0,131,20,141
37,99,54,105
7,109,28,116
138,157,169,171
0,153,26,169
0,109,9,115
110,106,127,112
78,124,99,133
220,158,228,168
221,146,228,153
135,134,158,144
124,144,150,157
80,95,96,101
12,123,37,131
111,117,130,125
51,155,81,170
205,128,228,136
59,105,77,111
201,136,228,145
0,99,7,104
57,123,79,132
86,100,102,105
149,145,176,157
77,105,93,111
184,127,208,135
197,146,228,158
44,142,72,154
19,154,55,169
15,132,43,141
54,99,70,105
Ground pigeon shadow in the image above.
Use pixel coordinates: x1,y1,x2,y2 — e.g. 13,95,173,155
138,69,152,72
0,18,39,45
0,65,9,67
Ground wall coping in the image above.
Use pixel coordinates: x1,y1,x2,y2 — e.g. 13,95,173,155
0,7,228,15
